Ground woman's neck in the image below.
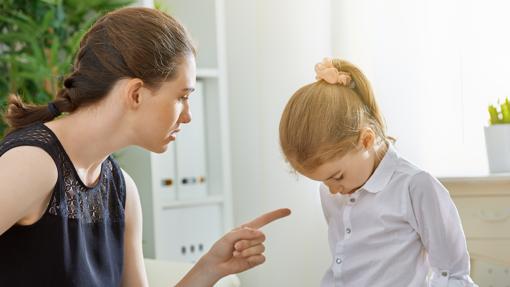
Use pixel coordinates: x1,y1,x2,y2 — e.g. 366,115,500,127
45,107,130,186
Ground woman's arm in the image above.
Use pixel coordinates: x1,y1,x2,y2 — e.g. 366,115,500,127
176,209,291,287
0,146,57,235
121,170,149,287
119,168,290,287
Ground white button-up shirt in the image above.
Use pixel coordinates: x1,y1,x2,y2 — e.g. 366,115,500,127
319,145,478,287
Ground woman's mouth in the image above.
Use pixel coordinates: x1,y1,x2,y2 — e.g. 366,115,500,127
168,129,181,140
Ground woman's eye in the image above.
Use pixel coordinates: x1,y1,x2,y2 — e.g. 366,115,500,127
334,175,343,181
179,95,189,101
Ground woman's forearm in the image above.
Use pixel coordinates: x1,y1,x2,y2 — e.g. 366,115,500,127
175,256,222,287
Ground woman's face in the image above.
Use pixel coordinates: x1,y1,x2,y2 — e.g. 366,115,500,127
134,55,196,153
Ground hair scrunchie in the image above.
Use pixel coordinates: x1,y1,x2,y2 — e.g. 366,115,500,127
314,57,353,87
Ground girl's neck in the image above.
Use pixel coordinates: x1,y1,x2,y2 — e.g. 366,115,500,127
371,140,389,173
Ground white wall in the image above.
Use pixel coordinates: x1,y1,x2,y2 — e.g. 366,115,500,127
225,0,510,285
331,0,510,177
225,0,332,286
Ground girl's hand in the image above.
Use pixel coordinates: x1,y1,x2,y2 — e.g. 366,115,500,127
190,208,291,285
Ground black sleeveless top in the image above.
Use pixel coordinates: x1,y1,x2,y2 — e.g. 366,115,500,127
0,122,126,287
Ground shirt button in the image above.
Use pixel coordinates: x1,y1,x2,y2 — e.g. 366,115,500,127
350,198,356,203
441,271,448,277
346,228,351,234
336,258,342,264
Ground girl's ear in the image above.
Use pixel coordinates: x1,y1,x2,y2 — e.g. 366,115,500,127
358,127,376,150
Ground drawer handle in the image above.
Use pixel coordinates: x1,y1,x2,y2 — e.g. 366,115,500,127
161,178,174,187
475,209,510,222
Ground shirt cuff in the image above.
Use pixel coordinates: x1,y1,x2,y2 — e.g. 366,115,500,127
428,270,479,287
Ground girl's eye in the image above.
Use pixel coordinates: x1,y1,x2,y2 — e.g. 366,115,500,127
334,175,343,181
179,95,189,101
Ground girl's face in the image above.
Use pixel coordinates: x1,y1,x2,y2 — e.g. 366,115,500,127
301,131,381,195
133,54,196,153
305,148,375,195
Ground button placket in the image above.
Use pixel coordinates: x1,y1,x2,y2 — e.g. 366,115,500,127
343,196,354,240
333,242,345,278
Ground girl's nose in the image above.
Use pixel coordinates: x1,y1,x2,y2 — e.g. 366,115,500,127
326,183,344,194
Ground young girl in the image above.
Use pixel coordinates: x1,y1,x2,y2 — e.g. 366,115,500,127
0,7,290,287
279,58,477,286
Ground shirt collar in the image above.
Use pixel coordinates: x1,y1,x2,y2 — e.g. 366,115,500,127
360,143,399,194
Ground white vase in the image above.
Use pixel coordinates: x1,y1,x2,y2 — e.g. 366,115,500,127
484,124,510,173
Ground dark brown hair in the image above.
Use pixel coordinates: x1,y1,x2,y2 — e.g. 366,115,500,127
3,7,196,133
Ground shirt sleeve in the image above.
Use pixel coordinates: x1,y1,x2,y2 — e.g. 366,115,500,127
408,171,478,287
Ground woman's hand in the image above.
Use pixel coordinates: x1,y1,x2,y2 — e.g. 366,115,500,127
205,208,291,278
176,208,291,287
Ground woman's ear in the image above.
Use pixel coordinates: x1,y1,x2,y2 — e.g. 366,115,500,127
358,127,376,150
124,78,145,110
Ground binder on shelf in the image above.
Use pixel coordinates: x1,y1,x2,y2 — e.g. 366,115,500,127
175,81,208,200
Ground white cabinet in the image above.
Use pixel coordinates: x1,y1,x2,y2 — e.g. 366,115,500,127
119,0,232,262
157,205,223,263
440,175,510,286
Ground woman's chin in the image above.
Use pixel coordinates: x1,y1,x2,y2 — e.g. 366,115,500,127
141,140,172,154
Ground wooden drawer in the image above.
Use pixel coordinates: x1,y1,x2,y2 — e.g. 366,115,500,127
452,196,510,239
467,239,510,266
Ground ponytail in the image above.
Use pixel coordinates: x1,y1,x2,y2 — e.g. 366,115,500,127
331,59,386,133
3,81,79,135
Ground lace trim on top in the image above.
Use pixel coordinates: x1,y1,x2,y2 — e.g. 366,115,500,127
0,123,125,224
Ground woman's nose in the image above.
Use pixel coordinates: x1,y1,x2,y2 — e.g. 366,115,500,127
179,107,192,124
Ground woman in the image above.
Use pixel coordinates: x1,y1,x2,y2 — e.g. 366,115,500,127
0,7,290,287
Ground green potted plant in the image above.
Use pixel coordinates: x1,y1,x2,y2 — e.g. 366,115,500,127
0,0,133,137
485,98,510,173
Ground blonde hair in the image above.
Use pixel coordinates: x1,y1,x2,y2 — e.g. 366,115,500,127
279,59,389,172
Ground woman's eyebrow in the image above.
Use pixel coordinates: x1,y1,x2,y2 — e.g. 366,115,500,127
182,87,195,93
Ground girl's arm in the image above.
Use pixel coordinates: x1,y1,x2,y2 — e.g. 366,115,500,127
0,146,57,235
409,171,478,287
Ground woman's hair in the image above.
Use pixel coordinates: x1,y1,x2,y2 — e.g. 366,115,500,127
3,7,196,133
279,58,389,173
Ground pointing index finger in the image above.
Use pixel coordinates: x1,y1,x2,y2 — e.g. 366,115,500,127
241,208,291,229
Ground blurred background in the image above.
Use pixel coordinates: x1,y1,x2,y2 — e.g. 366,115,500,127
2,0,510,286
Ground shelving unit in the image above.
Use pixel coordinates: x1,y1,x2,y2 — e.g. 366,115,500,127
119,0,233,263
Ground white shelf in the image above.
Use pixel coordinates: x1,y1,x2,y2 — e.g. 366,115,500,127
122,0,232,261
161,196,224,209
438,173,510,183
196,68,219,78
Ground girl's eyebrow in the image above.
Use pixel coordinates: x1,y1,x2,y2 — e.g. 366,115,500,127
325,170,343,181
